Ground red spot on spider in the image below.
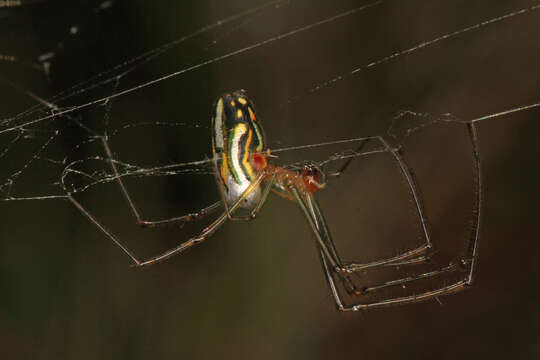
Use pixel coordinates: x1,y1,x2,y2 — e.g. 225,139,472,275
252,153,267,171
302,168,324,193
303,178,319,193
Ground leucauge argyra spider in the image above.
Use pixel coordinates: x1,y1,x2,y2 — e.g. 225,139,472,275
69,89,482,311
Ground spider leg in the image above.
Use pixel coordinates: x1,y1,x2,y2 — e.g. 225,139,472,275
70,172,266,267
339,135,433,272
313,222,472,310
317,121,482,310
317,246,348,311
291,188,340,269
356,263,459,295
291,188,357,294
134,172,267,267
328,138,371,178
139,202,223,227
341,277,471,311
68,195,140,265
101,137,221,228
293,189,453,310
381,254,432,266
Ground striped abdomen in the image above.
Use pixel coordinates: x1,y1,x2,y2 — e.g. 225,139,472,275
211,90,266,209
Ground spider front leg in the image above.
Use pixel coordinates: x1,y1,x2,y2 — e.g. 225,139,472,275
299,122,481,310
297,188,469,311
340,122,480,275
321,135,433,272
290,188,358,295
337,135,433,272
328,138,371,178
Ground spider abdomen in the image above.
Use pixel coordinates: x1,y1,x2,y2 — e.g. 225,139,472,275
211,90,266,209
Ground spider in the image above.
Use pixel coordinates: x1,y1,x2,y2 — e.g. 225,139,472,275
68,89,482,311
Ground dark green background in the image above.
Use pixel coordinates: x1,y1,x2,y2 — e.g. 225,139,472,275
1,0,540,358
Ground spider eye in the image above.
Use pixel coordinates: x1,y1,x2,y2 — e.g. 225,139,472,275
301,162,326,193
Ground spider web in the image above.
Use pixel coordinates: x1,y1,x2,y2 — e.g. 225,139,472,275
1,0,538,199
0,0,539,295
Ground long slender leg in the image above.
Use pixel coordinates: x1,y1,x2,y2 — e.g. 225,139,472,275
137,202,223,228
306,193,356,294
306,193,347,273
70,172,266,266
290,188,340,270
101,136,221,228
462,121,482,282
328,138,371,178
68,195,141,265
311,202,463,309
358,263,459,294
341,135,433,272
318,134,432,271
291,188,357,293
319,121,482,310
135,172,266,266
317,246,347,311
317,233,468,311
342,280,470,311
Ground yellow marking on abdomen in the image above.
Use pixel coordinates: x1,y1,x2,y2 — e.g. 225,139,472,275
220,152,229,188
242,128,254,180
248,107,256,121
230,123,249,185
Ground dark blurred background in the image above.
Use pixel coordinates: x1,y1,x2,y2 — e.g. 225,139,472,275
1,0,540,359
